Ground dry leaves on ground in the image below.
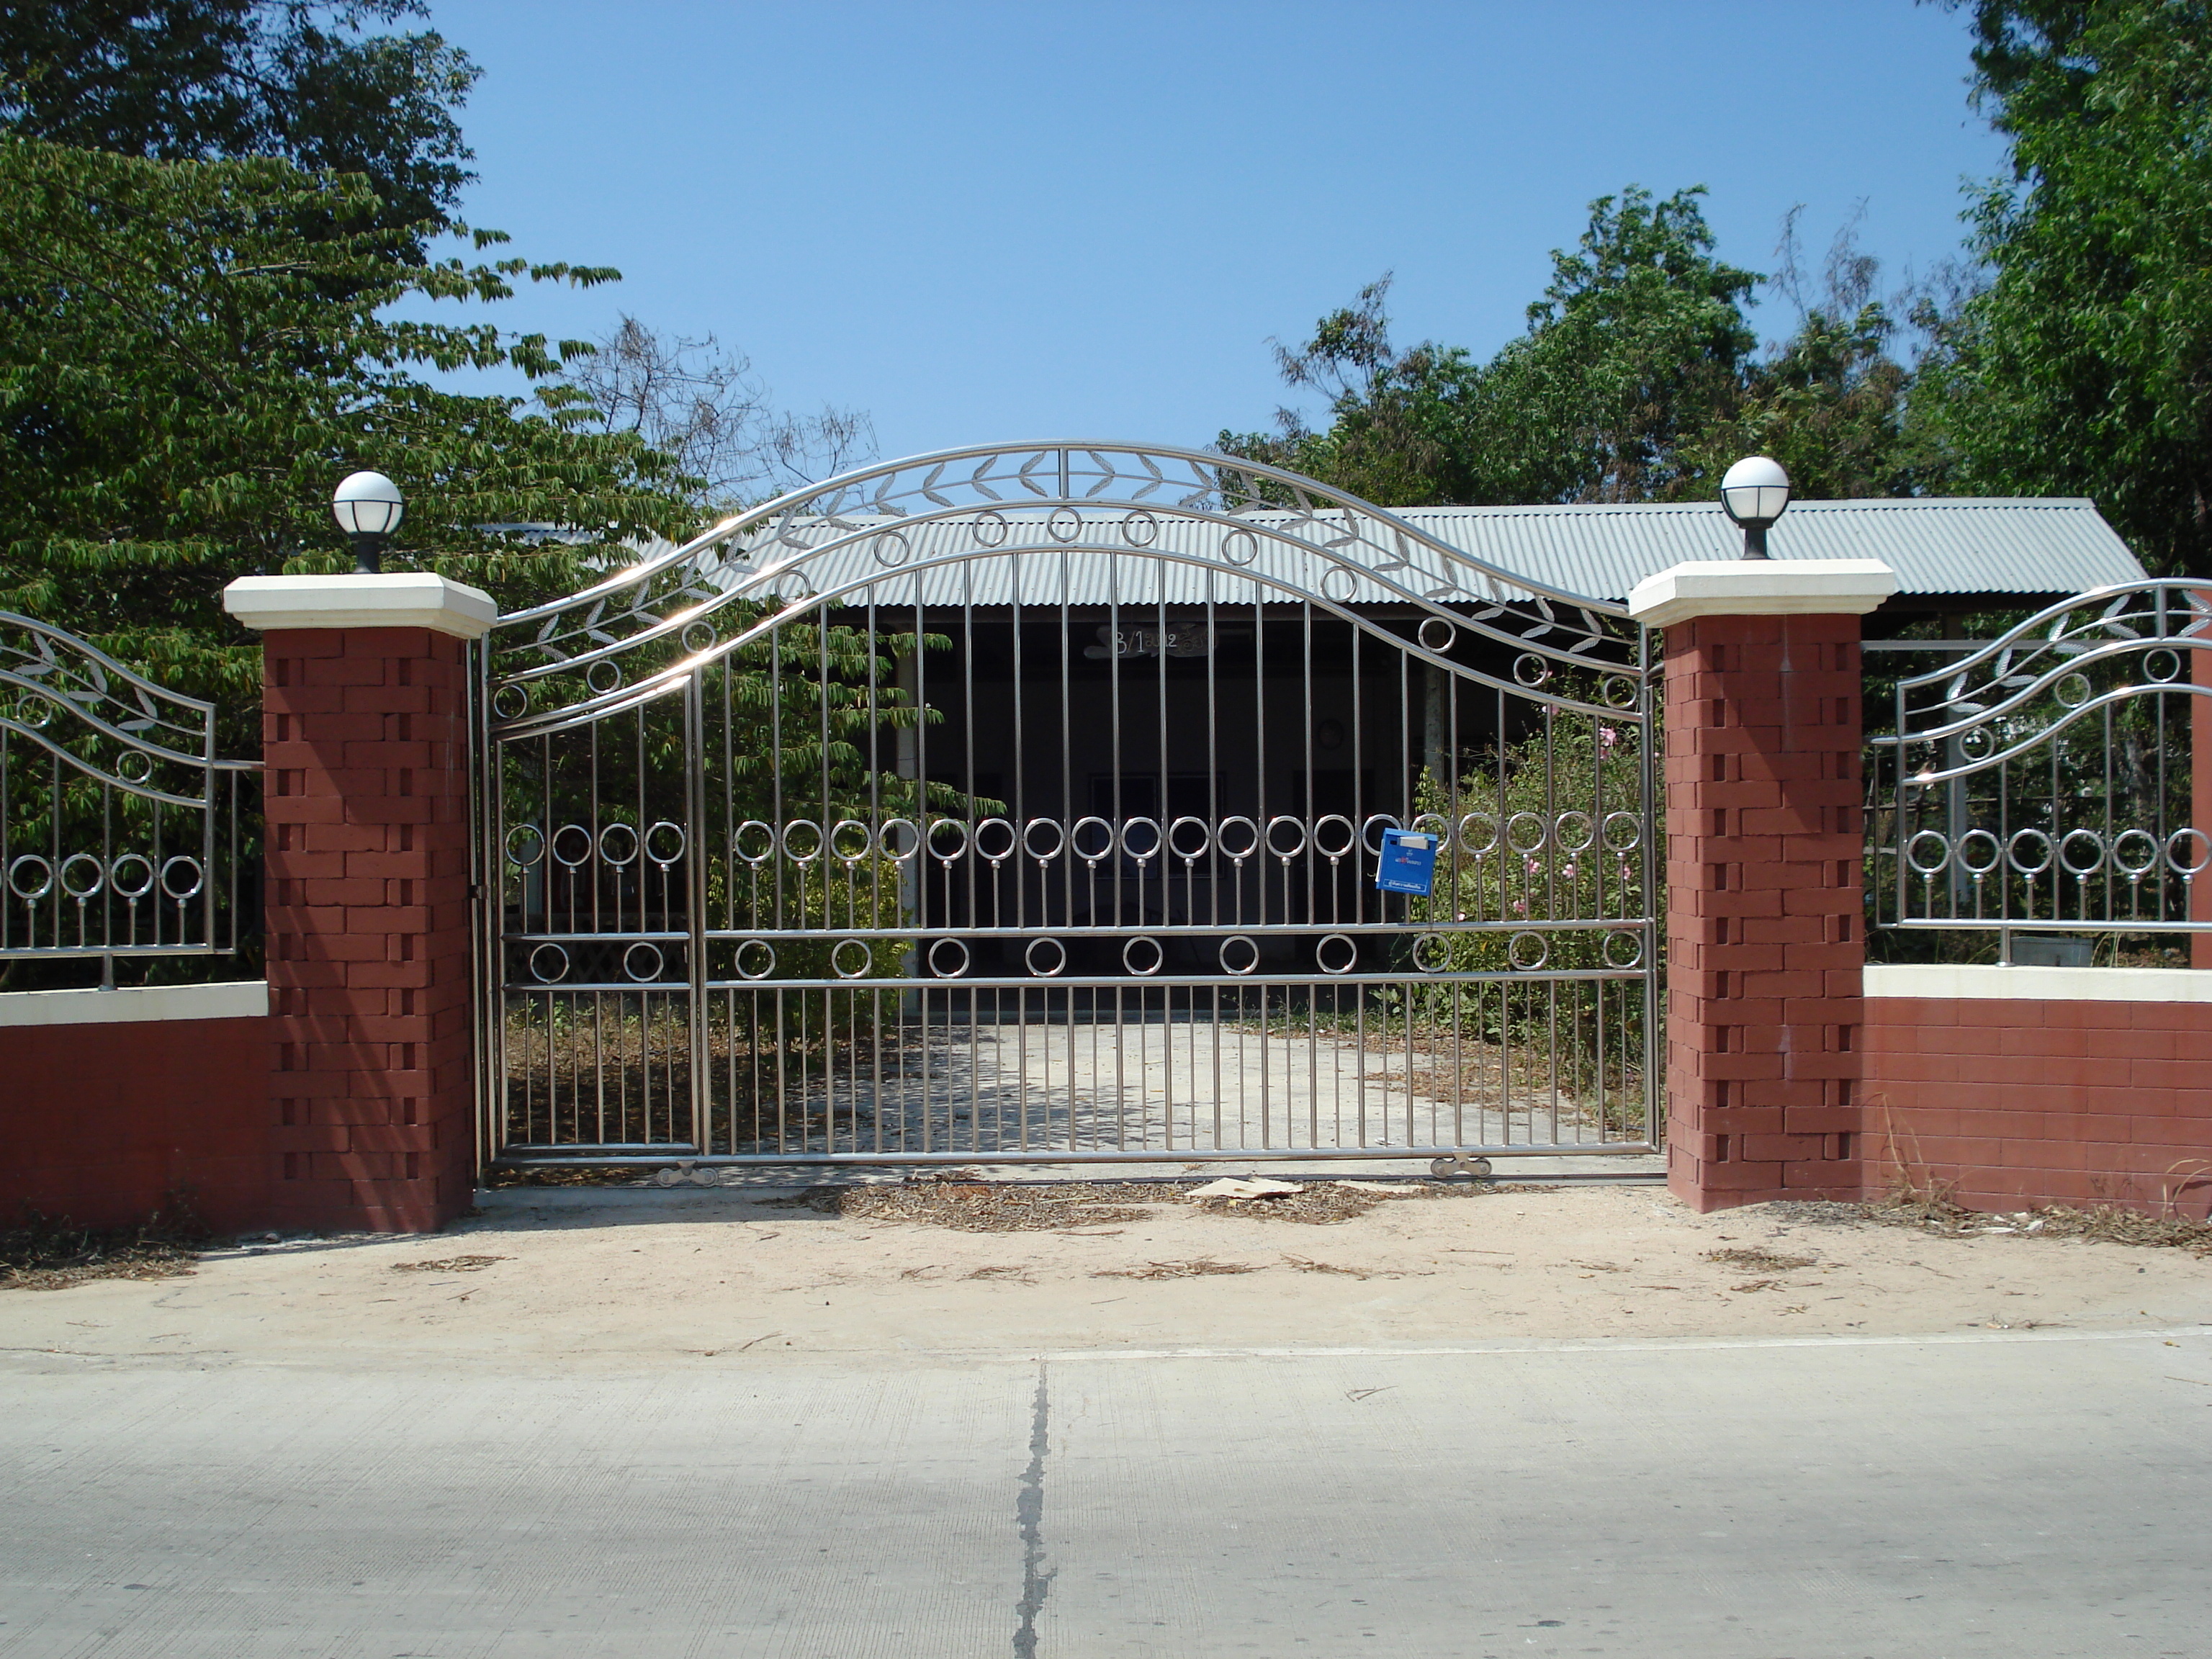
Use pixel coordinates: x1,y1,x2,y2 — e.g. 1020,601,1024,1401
1704,1247,1819,1273
392,1255,509,1274
1766,1195,2212,1256
1093,1259,1259,1280
1,1213,202,1292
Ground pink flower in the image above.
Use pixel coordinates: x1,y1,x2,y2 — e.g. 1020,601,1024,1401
1599,727,1618,751
1562,863,1575,881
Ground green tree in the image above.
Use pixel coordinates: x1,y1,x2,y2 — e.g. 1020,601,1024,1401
0,135,696,737
0,1,478,241
1220,187,1760,508
1916,0,2212,576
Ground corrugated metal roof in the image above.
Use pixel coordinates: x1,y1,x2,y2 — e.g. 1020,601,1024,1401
701,498,2142,611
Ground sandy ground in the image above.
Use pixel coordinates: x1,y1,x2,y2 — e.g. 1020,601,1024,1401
7,1178,2208,1370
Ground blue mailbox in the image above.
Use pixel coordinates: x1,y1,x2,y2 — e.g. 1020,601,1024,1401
1373,828,1438,896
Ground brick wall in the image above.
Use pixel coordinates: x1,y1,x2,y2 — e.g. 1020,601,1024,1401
0,1005,269,1233
1663,612,1866,1209
1864,976,2212,1217
262,626,475,1232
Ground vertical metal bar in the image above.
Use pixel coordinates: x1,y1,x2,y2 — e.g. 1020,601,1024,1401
685,669,709,1146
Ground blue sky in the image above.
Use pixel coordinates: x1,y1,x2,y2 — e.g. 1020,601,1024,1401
422,0,2009,462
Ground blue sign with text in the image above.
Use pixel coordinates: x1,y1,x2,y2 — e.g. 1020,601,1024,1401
1373,829,1438,896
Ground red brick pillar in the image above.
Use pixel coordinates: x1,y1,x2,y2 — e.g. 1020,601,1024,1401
1629,559,1898,1213
225,574,496,1233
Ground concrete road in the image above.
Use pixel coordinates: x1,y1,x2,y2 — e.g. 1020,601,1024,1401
4,1324,2210,1658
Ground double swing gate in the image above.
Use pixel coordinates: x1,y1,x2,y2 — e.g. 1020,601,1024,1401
476,444,1659,1171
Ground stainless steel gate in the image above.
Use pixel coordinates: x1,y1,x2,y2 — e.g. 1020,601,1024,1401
476,444,1658,1169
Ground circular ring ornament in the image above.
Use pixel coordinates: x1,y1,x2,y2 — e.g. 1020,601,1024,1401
682,620,718,654
1411,932,1452,974
1264,815,1308,860
2167,827,2212,878
974,817,1018,864
109,854,156,901
1506,812,1549,855
550,824,595,868
871,530,912,568
927,819,971,864
1316,933,1359,975
1166,816,1212,860
1359,814,1404,855
116,750,154,785
598,822,640,867
2059,828,2106,877
1552,811,1596,854
1312,814,1357,860
773,572,814,604
831,819,873,863
1602,675,1639,711
1122,935,1164,976
1417,617,1457,653
1601,811,1642,854
490,683,531,721
1218,935,1260,976
1956,829,2002,878
7,853,53,901
1071,816,1115,863
585,659,624,696
1221,529,1259,567
1411,812,1450,842
973,511,1010,549
2056,672,2092,709
505,824,547,868
623,942,665,982
1117,817,1161,863
1320,565,1359,604
735,938,776,980
878,818,922,862
830,939,873,979
1513,654,1551,688
1957,725,1996,763
529,943,570,984
1024,817,1067,863
159,855,204,900
781,819,824,864
2006,828,2054,877
735,820,777,866
2146,647,2182,684
13,695,53,729
1905,830,1952,878
1508,931,1550,971
1601,930,1644,971
60,853,104,899
926,938,971,978
1458,813,1501,856
1120,511,1159,547
644,821,686,866
1025,937,1068,978
1046,506,1082,544
1215,815,1261,860
2112,828,2160,878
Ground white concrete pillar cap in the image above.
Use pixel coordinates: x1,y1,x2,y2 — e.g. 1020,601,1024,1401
223,572,498,640
1626,559,1899,629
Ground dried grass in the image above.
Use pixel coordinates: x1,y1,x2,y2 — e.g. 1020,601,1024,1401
1763,1192,2212,1257
1,1206,204,1292
1093,1258,1258,1280
1702,1246,1819,1272
778,1174,1520,1233
391,1255,509,1274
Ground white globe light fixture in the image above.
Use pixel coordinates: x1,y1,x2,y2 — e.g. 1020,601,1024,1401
1719,455,1790,560
333,469,405,574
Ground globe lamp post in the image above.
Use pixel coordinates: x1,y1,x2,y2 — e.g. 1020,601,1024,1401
333,470,405,575
1719,455,1791,560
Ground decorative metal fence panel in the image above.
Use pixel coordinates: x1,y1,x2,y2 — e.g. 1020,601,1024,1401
477,444,1658,1168
1869,580,2209,958
1,613,259,983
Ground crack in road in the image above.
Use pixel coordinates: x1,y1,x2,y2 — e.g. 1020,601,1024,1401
1012,1362,1054,1658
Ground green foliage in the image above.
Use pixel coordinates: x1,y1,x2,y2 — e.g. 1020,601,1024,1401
0,1,479,242
0,135,700,753
1917,0,2212,576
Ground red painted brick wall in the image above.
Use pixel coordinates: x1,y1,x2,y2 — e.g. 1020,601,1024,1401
0,1015,271,1233
1863,996,2212,1217
262,626,475,1232
1663,613,1866,1210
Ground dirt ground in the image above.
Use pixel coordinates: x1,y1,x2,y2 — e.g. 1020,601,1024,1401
5,1178,2208,1370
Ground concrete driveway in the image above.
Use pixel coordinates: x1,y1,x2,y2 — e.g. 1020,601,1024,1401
3,1182,2208,1657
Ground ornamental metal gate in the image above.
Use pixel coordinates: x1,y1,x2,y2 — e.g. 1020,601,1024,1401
475,444,1658,1170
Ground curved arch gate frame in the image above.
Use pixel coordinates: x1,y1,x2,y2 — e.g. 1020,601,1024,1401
474,444,1659,1171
